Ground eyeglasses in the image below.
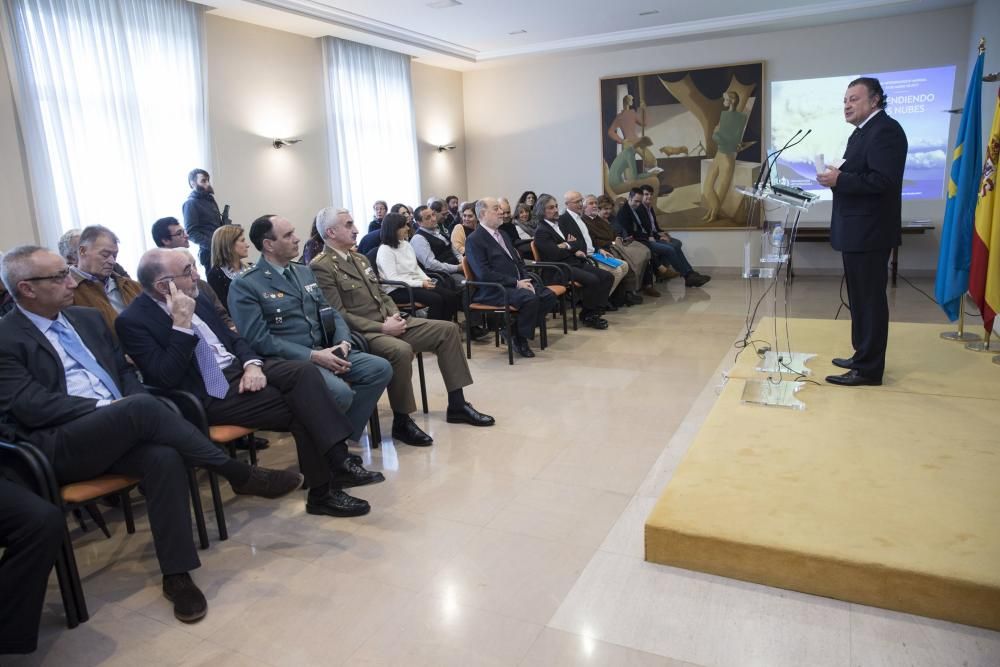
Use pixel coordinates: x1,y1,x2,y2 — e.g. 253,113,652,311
24,269,72,282
169,229,188,238
155,265,197,283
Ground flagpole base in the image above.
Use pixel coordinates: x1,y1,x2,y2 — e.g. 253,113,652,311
940,331,981,342
965,340,994,352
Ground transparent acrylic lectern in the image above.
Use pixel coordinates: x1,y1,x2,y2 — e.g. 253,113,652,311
735,186,819,409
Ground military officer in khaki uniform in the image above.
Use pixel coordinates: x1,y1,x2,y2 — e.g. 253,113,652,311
310,206,495,446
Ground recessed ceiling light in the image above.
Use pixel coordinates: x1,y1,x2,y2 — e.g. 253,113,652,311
639,9,660,16
508,29,527,35
427,0,462,8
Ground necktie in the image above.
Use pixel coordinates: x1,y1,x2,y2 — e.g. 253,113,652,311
192,332,229,399
283,266,298,290
50,320,122,400
847,127,862,146
492,229,512,258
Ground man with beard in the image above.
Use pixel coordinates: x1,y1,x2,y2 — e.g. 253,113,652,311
182,169,225,270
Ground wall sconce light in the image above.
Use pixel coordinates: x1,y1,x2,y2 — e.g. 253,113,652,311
436,144,456,152
272,138,302,149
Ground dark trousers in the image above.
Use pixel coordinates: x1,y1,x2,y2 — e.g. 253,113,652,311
41,394,227,576
0,478,64,654
489,286,558,340
567,264,613,312
206,359,351,489
641,238,693,276
842,248,892,380
391,285,460,321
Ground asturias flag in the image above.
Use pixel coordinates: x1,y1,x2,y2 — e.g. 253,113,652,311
935,50,983,321
969,87,1000,334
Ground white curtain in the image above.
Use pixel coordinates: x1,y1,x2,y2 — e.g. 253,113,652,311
322,37,420,222
1,0,208,273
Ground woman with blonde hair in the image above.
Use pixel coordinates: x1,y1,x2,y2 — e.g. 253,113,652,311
206,224,252,307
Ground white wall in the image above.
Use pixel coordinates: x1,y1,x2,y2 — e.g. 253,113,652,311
412,62,468,203
971,0,1000,150
463,7,974,272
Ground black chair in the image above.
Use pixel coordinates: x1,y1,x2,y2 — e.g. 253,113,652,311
528,241,579,332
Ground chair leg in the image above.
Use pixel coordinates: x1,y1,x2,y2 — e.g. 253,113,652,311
61,523,89,626
53,534,80,629
246,435,258,466
83,503,111,539
187,468,210,550
208,471,228,541
464,307,473,360
505,313,514,365
416,353,428,414
121,490,135,534
369,408,381,449
541,315,548,349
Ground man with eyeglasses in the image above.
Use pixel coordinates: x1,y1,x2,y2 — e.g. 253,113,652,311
0,246,303,626
151,216,236,331
70,225,143,334
117,249,382,519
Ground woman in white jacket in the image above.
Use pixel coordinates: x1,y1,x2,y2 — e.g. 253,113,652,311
376,213,460,322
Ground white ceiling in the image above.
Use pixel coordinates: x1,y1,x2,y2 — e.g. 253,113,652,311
204,0,971,70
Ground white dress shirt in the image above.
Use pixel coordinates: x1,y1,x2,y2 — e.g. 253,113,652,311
566,209,595,254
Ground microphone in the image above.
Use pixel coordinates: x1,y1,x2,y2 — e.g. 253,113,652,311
754,130,801,192
761,129,812,192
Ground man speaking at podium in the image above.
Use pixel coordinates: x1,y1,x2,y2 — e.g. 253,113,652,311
817,77,907,387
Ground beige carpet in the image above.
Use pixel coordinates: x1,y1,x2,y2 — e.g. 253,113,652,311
645,318,1000,630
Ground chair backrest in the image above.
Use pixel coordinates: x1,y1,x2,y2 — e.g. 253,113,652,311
461,256,476,281
365,248,380,274
530,241,541,262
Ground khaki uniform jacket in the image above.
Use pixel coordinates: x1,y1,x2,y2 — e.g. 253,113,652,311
309,248,398,334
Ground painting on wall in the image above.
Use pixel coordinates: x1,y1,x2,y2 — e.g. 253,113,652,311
601,62,764,230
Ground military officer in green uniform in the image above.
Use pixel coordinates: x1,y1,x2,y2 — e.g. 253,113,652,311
228,214,392,443
310,206,495,447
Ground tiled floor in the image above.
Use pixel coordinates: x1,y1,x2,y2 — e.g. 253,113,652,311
10,274,1000,666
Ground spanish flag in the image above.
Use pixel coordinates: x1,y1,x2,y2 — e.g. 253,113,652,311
969,88,1000,334
935,50,983,321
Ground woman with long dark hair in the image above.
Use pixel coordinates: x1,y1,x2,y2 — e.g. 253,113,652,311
376,213,460,321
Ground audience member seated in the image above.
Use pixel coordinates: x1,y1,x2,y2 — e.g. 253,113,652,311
465,198,558,358
229,215,392,442
389,203,413,228
0,468,63,655
497,197,519,242
442,195,460,231
357,226,382,256
410,205,463,286
206,224,254,309
368,200,387,233
517,190,537,209
58,228,130,277
585,195,649,304
428,198,453,235
152,216,236,328
116,248,382,518
617,187,711,288
0,246,301,624
561,190,629,308
449,202,478,257
377,213,461,322
70,225,142,332
310,206,495,447
300,223,325,265
532,194,612,329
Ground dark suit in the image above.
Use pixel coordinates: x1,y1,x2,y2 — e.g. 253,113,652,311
182,190,223,269
465,226,557,340
0,306,232,576
116,293,352,489
615,204,692,277
533,219,612,312
830,110,907,380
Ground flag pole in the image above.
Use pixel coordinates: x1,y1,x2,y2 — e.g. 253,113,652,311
940,294,981,341
965,329,993,352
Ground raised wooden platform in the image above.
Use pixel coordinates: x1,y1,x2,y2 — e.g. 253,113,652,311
645,318,1000,630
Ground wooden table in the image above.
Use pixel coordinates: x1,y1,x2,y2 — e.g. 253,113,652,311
789,221,935,286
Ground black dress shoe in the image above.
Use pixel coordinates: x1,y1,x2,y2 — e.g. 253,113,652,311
231,466,304,498
446,402,496,426
469,325,491,341
604,302,619,312
513,337,535,358
391,416,434,446
331,458,385,488
581,314,609,330
162,573,207,623
625,292,644,305
832,357,854,369
825,370,882,386
306,489,370,517
236,436,269,451
684,272,711,288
